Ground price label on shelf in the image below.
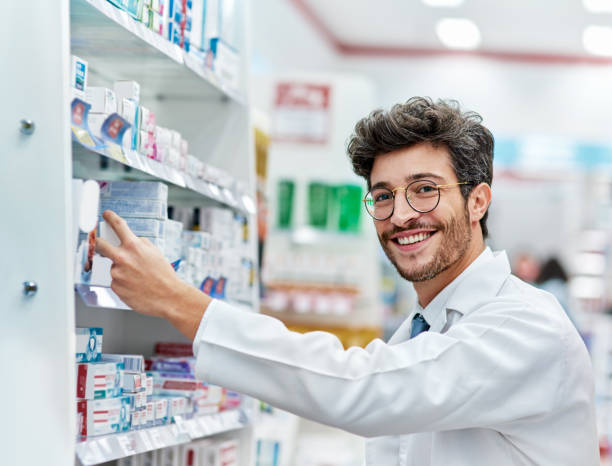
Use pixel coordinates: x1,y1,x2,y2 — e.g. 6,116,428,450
169,424,181,440
78,440,105,465
197,416,211,435
185,419,203,438
117,434,137,456
149,428,164,449
139,431,154,451
97,437,112,455
173,416,188,436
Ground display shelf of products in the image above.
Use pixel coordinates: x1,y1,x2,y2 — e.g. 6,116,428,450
72,140,255,215
75,283,255,312
76,409,247,466
70,0,245,104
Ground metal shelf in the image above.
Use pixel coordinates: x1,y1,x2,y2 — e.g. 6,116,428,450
70,0,245,104
75,284,255,312
76,410,248,465
72,138,254,215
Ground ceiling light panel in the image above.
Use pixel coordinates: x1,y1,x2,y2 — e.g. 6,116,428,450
435,18,481,50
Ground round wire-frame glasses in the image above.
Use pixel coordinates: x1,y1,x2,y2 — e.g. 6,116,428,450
363,180,470,221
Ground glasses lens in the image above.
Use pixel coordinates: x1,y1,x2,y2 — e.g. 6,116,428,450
365,188,394,220
406,180,440,212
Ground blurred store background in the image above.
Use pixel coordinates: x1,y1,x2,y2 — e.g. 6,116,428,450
248,1,612,464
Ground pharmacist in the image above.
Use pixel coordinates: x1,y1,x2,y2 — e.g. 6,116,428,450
97,97,598,466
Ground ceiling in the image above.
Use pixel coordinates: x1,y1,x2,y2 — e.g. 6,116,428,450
291,0,612,63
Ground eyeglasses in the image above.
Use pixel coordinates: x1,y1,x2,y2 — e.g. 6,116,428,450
363,180,470,221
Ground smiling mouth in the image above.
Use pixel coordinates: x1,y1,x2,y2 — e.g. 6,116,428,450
392,231,436,246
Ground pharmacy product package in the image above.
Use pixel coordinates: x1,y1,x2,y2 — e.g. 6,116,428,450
75,327,103,363
98,180,168,201
77,396,131,437
76,360,123,399
99,198,168,220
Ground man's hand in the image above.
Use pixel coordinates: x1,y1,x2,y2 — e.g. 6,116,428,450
95,210,211,340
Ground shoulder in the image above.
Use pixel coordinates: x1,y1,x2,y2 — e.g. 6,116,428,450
454,275,587,365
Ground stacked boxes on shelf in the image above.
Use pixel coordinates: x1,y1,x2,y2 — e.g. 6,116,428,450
175,206,253,303
102,0,242,89
147,341,242,415
74,178,253,303
75,331,242,439
75,327,134,437
70,61,252,210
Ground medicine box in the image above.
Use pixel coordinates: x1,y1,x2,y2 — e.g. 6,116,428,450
150,372,203,396
99,180,168,201
145,401,155,428
103,353,146,372
149,356,195,373
120,370,144,393
153,397,169,425
126,218,165,237
114,80,141,104
99,198,168,220
76,360,123,399
77,396,131,437
75,327,103,363
85,87,117,114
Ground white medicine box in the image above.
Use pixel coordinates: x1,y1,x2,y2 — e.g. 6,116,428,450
85,87,117,114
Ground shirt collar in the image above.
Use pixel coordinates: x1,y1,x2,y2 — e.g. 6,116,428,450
415,247,509,333
388,247,511,343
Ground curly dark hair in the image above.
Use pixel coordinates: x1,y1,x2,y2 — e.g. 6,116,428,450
347,96,494,238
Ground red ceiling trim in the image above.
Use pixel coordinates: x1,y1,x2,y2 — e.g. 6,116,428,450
290,0,612,66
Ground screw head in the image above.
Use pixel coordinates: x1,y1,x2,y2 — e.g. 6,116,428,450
23,281,38,296
20,119,35,135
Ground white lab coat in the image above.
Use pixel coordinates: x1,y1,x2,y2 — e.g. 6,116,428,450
193,249,599,465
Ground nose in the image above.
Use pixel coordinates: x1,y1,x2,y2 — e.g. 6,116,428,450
390,189,420,227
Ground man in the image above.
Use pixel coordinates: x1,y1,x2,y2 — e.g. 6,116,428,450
96,97,598,465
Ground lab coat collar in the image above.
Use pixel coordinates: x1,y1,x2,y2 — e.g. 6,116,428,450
388,247,510,343
419,247,496,333
444,248,511,317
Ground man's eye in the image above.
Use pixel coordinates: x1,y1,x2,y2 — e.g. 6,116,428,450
375,193,391,202
416,185,436,194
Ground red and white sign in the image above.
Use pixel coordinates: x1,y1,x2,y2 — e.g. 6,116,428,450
273,82,331,144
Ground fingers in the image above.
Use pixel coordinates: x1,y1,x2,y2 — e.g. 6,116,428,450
95,236,120,260
102,210,138,246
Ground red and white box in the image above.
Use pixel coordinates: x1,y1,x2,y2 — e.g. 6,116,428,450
76,361,122,399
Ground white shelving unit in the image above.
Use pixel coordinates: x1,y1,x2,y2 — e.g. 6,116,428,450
1,0,256,465
76,410,248,465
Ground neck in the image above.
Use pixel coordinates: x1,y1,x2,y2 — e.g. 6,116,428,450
413,235,485,308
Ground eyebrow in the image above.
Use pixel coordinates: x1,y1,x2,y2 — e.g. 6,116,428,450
370,172,446,190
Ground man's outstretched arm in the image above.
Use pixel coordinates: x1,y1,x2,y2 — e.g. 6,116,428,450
95,210,211,339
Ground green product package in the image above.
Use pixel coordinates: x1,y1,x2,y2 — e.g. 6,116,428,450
308,182,330,228
336,184,362,232
276,179,294,229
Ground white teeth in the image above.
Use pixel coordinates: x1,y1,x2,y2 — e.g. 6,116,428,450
397,232,432,245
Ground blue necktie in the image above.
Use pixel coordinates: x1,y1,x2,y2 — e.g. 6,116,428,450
410,313,430,339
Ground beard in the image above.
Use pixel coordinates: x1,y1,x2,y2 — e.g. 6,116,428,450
378,205,472,282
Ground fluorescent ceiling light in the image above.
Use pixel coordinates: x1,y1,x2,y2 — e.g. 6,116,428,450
436,18,481,50
422,0,463,7
583,25,612,56
583,0,612,13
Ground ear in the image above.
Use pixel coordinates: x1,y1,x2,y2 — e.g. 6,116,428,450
468,183,492,225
